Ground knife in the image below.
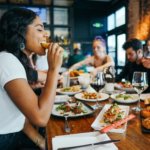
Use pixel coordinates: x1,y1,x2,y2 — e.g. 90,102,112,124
57,139,120,150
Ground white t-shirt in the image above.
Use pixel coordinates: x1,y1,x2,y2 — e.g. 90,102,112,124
0,52,27,134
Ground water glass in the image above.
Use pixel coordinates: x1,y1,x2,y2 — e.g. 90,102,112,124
132,72,148,112
63,72,70,88
78,74,91,89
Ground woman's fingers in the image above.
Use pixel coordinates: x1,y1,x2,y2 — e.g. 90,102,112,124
47,43,63,70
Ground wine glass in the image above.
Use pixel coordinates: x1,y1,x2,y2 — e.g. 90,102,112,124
132,72,148,112
90,72,105,109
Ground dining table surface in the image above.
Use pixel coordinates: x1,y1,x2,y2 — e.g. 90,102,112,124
46,91,150,150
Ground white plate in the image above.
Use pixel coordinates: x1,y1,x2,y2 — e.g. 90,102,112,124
115,84,135,92
140,93,150,101
101,88,126,95
56,88,82,95
52,102,94,118
110,94,139,104
52,132,118,150
91,104,129,133
54,95,70,103
74,92,109,102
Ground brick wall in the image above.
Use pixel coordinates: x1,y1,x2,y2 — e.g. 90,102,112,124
128,0,150,40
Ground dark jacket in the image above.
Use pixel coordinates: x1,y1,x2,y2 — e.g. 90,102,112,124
116,62,150,93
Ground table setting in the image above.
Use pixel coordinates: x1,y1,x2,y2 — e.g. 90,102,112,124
48,69,150,150
52,131,118,150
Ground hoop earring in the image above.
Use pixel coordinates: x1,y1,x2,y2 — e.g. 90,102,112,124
20,42,25,51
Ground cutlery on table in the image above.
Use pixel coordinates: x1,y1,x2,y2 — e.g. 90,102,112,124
64,114,71,133
57,139,120,150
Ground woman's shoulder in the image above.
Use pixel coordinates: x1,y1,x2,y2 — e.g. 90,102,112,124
0,52,19,63
0,51,16,59
0,52,24,70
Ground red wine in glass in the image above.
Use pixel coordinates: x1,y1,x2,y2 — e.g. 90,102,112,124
90,72,105,109
90,83,105,92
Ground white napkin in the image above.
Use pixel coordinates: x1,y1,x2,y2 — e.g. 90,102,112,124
52,132,118,150
54,95,70,103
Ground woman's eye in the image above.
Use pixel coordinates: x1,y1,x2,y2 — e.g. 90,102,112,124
37,29,43,32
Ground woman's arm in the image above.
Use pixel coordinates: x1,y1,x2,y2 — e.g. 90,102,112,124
23,119,45,150
69,56,92,70
91,55,114,76
4,43,63,127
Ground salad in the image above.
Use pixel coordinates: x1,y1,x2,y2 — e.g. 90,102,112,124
56,101,87,115
115,94,133,100
103,103,124,123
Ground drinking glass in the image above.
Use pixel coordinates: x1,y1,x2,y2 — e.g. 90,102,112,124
63,72,70,88
132,72,148,112
78,74,91,90
90,72,105,109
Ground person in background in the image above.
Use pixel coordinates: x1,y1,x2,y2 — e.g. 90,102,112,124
115,38,150,92
142,38,150,68
143,38,150,58
69,36,114,76
0,8,63,150
67,43,86,71
142,57,150,68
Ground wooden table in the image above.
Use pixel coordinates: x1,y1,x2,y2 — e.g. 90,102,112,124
46,100,150,150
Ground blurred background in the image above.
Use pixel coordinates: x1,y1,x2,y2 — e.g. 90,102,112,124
0,0,150,74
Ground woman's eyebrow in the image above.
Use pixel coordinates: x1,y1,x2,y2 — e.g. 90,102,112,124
34,24,44,28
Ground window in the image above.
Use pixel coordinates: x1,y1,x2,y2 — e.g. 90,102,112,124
54,8,68,25
107,14,115,31
107,6,126,74
107,35,116,61
107,6,125,31
116,7,125,27
117,34,126,66
24,7,50,24
54,27,70,45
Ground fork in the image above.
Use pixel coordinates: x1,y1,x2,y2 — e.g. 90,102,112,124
64,114,71,133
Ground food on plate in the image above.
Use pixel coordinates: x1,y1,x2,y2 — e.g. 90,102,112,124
82,92,101,99
100,114,135,133
115,94,134,100
141,108,150,118
117,81,132,88
144,98,150,105
61,85,81,92
56,101,87,114
69,70,84,77
103,103,125,123
142,118,150,129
